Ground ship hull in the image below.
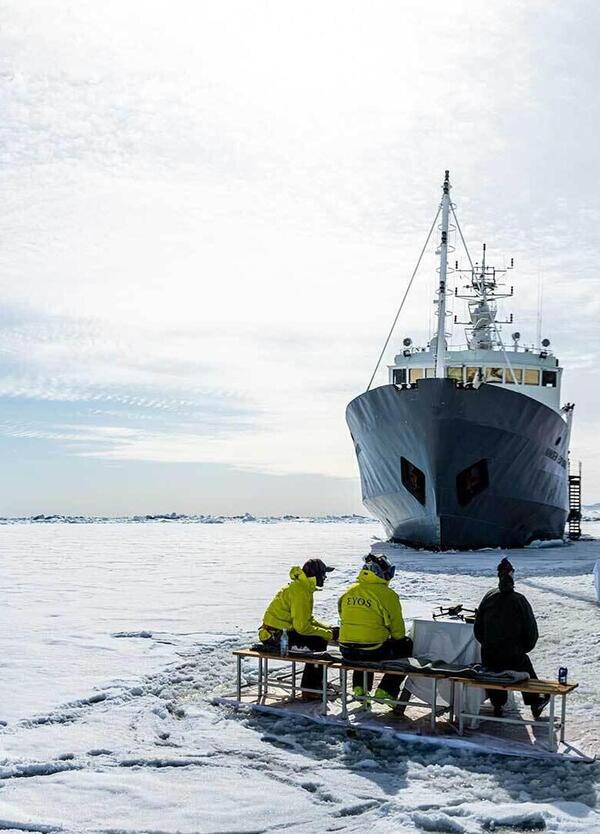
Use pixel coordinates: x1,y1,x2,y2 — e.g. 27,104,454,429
346,379,569,550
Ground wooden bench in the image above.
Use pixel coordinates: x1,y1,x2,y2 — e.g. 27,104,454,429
233,649,580,754
453,676,578,751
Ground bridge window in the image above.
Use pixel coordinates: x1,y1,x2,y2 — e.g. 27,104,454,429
465,367,480,383
542,370,557,388
447,366,463,382
401,457,426,505
505,368,523,384
425,367,436,378
485,367,503,383
456,459,489,506
409,368,424,383
393,368,407,385
524,368,540,385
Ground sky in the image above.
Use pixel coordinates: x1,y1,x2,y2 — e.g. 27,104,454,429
0,0,599,516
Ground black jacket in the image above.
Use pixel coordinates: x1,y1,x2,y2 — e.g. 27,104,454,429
474,577,538,656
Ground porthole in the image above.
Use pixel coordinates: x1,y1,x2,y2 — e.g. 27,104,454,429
401,457,426,505
456,459,489,507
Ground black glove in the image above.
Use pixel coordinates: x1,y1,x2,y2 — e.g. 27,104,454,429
331,626,340,642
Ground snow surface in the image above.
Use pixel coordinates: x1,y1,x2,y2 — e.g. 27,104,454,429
0,520,598,833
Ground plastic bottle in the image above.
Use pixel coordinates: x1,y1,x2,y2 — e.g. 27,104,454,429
280,629,289,656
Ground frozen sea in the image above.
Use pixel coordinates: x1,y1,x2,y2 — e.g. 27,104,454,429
0,519,599,834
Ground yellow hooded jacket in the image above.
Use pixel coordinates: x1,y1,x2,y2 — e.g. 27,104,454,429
338,569,405,649
259,566,333,642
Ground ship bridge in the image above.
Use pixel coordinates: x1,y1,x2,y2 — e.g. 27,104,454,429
389,345,562,412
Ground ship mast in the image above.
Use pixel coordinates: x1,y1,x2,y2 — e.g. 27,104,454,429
434,171,451,378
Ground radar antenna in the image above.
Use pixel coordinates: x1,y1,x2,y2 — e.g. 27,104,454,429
453,244,514,349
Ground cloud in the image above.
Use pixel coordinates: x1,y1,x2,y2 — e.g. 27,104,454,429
0,0,599,507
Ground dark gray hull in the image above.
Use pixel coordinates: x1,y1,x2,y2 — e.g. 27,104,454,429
346,379,569,550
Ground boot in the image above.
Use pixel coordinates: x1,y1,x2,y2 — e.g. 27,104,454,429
374,688,405,716
352,685,371,710
374,687,393,701
531,695,550,720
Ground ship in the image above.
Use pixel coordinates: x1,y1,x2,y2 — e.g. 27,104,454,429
346,172,574,550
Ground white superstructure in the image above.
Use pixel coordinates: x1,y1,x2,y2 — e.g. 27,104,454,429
389,345,562,411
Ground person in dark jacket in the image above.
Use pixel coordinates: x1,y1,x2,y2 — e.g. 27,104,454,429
474,557,549,718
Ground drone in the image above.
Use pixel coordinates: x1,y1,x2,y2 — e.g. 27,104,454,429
432,604,476,624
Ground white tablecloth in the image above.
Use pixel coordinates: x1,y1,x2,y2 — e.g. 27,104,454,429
406,618,484,715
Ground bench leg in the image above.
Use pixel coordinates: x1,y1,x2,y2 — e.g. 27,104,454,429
362,671,368,710
291,661,296,700
449,680,455,723
236,655,242,702
458,682,464,735
560,693,566,743
264,659,269,699
341,668,348,720
257,657,263,701
548,694,555,752
430,678,438,734
322,665,328,715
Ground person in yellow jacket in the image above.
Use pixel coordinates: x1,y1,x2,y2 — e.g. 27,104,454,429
259,559,337,699
338,554,412,707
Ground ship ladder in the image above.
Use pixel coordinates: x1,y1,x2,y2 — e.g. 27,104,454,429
567,470,582,541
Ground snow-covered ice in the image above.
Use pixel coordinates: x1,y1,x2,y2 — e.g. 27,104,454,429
0,520,598,833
